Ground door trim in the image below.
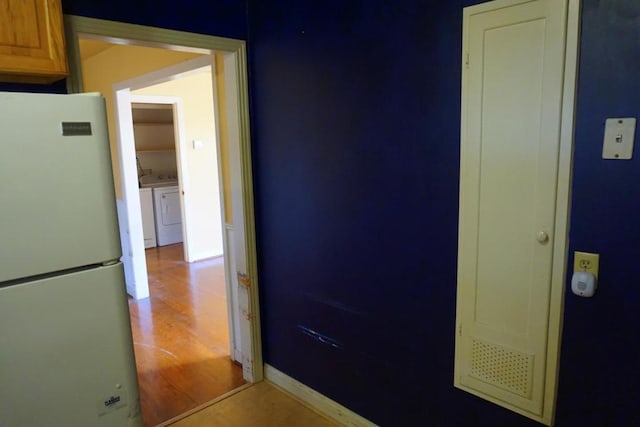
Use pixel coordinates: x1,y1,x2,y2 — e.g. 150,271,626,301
116,63,211,265
545,0,581,423
64,15,263,383
126,94,190,263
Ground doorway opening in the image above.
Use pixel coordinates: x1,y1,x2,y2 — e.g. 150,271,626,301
129,243,245,425
133,100,182,253
65,15,263,426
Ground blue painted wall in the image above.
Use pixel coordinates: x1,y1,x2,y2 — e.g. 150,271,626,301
556,2,640,426
4,0,639,425
248,0,640,426
63,0,248,40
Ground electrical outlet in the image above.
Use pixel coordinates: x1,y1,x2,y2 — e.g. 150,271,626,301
574,251,599,279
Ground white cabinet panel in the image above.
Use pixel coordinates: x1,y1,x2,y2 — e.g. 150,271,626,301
455,0,576,425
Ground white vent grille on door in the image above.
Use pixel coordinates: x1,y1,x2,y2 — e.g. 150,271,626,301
470,339,534,398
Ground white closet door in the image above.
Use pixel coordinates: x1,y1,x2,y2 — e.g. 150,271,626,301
455,0,575,424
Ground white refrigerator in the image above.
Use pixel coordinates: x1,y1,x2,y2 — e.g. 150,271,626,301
0,92,143,426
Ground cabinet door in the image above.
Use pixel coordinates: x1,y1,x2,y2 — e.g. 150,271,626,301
455,0,573,425
0,0,67,83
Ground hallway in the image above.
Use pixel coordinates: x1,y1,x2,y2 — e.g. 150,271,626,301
128,244,245,426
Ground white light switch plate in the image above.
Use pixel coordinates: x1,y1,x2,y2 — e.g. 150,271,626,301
603,117,636,159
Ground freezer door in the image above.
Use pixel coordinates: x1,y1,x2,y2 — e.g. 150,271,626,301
0,92,121,282
0,263,142,427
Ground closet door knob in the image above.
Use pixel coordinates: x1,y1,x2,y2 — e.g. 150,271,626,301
536,231,549,244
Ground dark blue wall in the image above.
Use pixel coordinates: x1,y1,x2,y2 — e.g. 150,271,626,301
63,0,248,40
0,80,67,93
556,2,640,426
248,0,640,426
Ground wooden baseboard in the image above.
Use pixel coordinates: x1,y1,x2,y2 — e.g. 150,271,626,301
187,250,224,263
264,364,377,427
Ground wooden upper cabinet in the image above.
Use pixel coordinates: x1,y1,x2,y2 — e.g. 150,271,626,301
0,0,68,84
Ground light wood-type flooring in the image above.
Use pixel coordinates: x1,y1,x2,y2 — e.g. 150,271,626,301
128,243,245,426
168,381,339,427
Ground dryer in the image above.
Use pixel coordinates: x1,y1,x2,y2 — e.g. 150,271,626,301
152,185,183,246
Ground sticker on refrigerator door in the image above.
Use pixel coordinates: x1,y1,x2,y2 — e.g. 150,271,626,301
61,122,92,136
96,387,128,416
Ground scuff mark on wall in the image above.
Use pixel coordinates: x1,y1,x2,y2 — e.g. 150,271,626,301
297,325,344,350
304,292,367,317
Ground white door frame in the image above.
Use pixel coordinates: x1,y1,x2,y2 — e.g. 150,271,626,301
113,91,188,293
113,61,237,359
114,56,212,266
64,15,263,383
112,86,148,299
127,95,188,264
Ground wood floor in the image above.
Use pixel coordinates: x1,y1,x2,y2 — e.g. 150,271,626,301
168,382,339,427
128,243,245,426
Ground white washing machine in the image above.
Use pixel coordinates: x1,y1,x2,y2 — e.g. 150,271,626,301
152,185,183,246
